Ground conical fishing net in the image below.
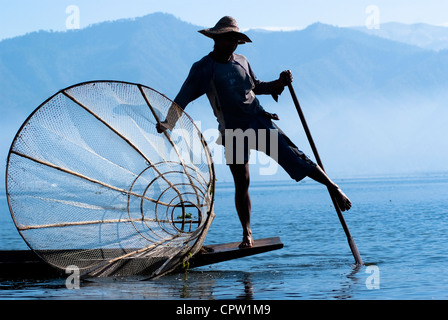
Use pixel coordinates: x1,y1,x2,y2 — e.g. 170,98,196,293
6,81,215,278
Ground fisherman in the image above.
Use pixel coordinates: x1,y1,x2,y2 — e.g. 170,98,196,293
157,16,351,248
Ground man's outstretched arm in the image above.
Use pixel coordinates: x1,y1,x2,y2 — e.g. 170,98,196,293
156,60,211,133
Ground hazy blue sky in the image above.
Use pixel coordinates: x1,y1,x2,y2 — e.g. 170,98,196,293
1,0,448,40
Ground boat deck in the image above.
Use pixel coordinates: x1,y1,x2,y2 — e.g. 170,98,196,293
0,237,283,280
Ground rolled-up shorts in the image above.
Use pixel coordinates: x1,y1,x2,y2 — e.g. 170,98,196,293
219,115,317,182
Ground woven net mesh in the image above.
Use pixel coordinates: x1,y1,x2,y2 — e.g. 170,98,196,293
6,81,215,278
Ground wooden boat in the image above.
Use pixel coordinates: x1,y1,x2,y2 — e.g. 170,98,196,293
0,237,283,280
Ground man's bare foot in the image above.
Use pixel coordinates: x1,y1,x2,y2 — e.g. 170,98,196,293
238,235,254,248
329,185,352,211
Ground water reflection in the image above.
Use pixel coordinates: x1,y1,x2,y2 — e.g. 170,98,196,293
236,272,254,300
0,264,370,300
332,264,364,299
178,270,256,300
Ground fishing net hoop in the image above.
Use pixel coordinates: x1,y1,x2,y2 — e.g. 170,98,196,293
5,80,215,278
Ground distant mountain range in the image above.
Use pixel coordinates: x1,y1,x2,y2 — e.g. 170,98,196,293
1,12,447,181
351,22,448,51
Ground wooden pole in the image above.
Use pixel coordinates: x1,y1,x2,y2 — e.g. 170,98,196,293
287,83,363,265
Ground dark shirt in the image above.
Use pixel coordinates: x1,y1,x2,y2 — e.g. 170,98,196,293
174,53,279,132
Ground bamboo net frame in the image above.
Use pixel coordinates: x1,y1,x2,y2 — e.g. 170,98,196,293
6,81,215,278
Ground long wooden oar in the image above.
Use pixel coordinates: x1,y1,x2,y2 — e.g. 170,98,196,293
287,83,363,265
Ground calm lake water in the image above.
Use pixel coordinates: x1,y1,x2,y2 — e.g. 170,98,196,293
1,173,448,300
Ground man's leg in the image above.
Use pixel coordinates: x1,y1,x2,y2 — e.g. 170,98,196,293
229,163,254,248
265,122,352,212
307,166,352,211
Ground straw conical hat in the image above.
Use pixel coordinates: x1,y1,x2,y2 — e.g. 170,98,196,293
198,16,252,44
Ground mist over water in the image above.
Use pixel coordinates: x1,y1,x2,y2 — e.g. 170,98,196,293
185,88,448,183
